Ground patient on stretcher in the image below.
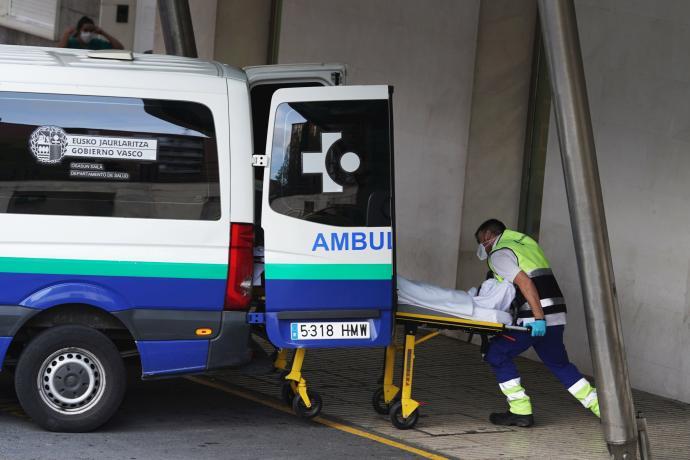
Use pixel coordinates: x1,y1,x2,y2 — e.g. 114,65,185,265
397,276,515,325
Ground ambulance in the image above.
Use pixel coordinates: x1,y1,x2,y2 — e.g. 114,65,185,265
0,45,395,431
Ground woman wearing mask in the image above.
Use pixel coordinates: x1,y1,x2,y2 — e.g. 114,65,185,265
58,16,124,50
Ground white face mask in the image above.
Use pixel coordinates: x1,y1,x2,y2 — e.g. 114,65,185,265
80,32,93,43
476,243,488,261
476,235,498,261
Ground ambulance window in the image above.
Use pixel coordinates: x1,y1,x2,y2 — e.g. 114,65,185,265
250,82,322,243
251,82,321,162
268,99,391,227
0,92,220,220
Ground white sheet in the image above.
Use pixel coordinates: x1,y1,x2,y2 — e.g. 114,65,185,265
396,276,516,321
471,278,515,312
466,306,513,325
397,276,473,316
397,303,514,325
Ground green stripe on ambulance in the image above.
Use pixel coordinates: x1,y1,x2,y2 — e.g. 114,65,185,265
0,256,227,279
265,264,392,280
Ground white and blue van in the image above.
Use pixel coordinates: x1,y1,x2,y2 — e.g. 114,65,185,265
0,45,395,431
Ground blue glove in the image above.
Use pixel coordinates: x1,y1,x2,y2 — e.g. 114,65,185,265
527,319,546,337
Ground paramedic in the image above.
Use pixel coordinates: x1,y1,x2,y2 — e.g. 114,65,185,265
58,16,124,50
475,219,599,427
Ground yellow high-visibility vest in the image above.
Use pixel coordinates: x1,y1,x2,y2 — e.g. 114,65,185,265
488,229,566,319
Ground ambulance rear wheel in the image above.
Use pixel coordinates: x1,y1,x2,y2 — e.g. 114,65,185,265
281,381,295,405
390,401,419,430
372,387,391,415
15,325,125,432
292,391,322,419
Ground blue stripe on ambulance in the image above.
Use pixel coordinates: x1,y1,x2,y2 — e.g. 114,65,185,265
137,339,209,377
264,279,393,348
265,279,393,309
0,273,225,311
0,337,11,371
0,273,224,376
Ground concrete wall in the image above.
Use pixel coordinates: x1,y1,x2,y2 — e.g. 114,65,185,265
99,0,136,51
153,0,217,59
455,0,537,290
152,0,271,65
133,0,157,53
540,0,690,403
213,0,272,67
279,0,481,287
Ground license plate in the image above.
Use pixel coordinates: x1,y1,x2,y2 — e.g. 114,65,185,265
290,321,371,340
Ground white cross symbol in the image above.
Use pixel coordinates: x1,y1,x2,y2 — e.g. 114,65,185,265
302,132,360,193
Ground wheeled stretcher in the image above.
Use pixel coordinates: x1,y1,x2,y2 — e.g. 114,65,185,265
268,303,527,424
371,304,528,429
273,346,324,418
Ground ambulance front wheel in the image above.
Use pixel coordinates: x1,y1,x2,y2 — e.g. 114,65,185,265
389,401,419,430
292,391,322,419
372,387,391,415
14,325,126,432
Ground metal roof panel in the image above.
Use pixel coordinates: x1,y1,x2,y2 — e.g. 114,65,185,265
0,45,245,80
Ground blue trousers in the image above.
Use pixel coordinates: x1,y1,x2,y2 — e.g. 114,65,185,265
485,325,582,388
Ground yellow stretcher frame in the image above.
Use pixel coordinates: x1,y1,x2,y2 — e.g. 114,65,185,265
270,306,526,424
273,347,323,419
377,307,527,430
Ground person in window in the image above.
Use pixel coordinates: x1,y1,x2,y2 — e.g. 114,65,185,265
58,16,124,50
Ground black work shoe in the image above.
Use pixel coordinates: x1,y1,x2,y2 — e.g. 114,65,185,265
489,411,534,427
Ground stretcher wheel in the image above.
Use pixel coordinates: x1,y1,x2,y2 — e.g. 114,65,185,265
281,382,294,405
292,391,322,419
281,381,295,405
372,387,391,415
389,401,419,430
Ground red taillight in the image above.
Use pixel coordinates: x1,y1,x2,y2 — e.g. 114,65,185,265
224,223,254,310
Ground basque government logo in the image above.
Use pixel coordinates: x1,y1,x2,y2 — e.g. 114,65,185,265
29,126,68,164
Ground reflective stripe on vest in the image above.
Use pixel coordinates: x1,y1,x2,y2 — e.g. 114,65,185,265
488,229,567,318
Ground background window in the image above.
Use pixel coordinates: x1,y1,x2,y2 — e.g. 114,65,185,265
268,99,391,227
0,0,59,40
0,92,220,220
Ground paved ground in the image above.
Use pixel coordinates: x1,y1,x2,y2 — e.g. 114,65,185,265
1,333,688,459
0,362,419,460
217,331,690,460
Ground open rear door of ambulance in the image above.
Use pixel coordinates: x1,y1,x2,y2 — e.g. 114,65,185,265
260,85,395,349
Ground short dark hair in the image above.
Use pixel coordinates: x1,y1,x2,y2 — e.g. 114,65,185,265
474,219,506,242
76,16,95,32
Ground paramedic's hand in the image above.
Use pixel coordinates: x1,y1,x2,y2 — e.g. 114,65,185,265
527,319,546,337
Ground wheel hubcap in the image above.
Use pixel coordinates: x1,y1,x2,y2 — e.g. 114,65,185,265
37,347,106,415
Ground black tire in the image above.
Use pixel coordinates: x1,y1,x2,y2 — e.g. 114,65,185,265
389,401,419,430
281,381,296,405
372,387,391,415
292,391,322,419
15,325,126,432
